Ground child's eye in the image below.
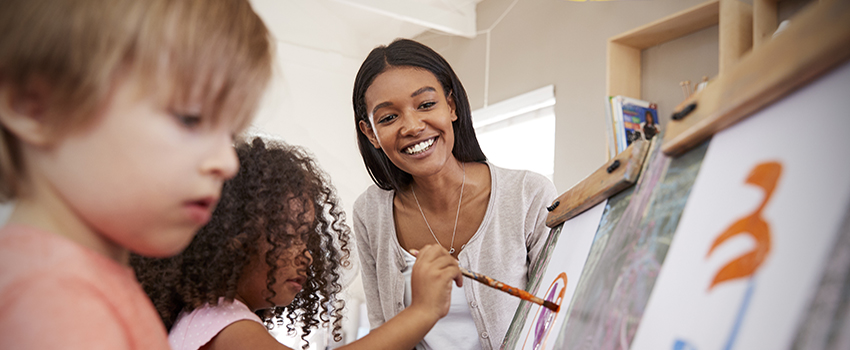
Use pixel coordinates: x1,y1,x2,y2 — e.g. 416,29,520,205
174,113,203,129
377,114,397,124
419,101,436,109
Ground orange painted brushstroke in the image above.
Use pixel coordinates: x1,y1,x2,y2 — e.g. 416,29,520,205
707,161,782,290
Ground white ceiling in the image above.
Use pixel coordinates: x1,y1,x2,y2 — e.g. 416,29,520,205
250,0,481,61
244,1,481,234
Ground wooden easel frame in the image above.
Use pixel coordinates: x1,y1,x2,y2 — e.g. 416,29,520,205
546,139,650,228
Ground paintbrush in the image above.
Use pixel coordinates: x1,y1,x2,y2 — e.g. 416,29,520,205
459,266,559,312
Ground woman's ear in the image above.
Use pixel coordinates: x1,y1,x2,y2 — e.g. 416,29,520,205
0,81,53,147
358,119,381,149
447,91,458,122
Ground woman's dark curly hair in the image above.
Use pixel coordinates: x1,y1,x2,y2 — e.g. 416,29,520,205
131,137,351,348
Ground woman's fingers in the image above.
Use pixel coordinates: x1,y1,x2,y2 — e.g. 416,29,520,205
415,244,462,286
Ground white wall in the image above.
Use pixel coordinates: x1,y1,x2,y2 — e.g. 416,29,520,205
249,41,373,229
417,0,720,192
0,202,12,225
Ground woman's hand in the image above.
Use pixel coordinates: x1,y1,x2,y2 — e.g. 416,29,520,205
337,245,462,350
409,244,463,320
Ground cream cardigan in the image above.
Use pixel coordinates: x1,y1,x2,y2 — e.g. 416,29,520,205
354,163,557,350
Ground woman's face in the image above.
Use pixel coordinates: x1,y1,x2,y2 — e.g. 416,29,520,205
359,66,458,178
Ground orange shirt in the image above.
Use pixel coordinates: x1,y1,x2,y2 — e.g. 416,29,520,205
0,225,170,350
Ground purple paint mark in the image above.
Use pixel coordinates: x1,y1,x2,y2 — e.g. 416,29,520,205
523,273,567,350
534,283,561,348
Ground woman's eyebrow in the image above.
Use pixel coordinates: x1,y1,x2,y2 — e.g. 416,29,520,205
371,101,392,116
411,86,436,97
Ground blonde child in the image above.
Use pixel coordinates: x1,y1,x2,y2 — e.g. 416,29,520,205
0,0,273,348
132,137,462,350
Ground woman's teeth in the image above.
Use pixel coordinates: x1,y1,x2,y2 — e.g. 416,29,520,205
405,138,435,155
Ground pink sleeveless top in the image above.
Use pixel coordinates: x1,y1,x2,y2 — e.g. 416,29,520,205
169,298,264,350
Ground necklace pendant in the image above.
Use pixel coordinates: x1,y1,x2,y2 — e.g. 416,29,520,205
449,247,455,254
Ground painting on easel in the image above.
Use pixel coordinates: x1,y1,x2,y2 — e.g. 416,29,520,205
630,62,850,350
509,201,606,350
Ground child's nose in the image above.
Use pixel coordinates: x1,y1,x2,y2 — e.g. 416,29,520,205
295,248,312,267
203,134,239,180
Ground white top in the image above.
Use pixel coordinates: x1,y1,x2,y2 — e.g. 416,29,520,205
354,162,558,350
402,249,482,350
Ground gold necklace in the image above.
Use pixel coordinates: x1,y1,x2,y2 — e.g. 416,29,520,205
411,163,466,255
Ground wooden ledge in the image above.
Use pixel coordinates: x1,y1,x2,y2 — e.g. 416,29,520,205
546,139,651,228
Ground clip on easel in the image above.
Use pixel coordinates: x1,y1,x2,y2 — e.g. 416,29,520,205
545,139,651,228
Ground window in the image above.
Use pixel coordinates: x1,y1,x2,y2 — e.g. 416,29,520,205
472,85,556,181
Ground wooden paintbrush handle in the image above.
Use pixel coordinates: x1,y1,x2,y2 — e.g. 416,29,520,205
460,267,558,312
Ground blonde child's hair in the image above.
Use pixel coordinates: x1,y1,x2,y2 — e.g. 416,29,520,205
0,0,274,201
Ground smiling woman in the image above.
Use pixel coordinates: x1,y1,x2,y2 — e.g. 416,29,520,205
351,39,558,350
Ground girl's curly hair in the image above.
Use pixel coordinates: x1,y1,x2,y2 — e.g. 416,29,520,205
132,137,351,348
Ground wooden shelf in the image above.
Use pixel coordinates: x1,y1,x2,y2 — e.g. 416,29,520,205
662,0,850,156
606,0,753,99
610,1,720,49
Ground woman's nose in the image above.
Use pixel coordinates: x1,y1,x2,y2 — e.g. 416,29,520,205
399,113,425,136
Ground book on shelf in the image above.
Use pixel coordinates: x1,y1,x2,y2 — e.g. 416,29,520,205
603,96,617,160
605,95,660,158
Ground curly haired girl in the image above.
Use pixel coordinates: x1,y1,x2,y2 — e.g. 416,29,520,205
133,137,461,350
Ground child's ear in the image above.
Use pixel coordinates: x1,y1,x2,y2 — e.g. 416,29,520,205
0,81,53,146
447,91,458,122
358,119,381,149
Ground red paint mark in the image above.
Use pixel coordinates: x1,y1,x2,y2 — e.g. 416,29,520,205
707,162,782,290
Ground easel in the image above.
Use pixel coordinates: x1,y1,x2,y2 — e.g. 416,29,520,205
503,0,850,348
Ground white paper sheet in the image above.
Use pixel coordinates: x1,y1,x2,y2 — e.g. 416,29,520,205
630,62,850,350
515,200,607,350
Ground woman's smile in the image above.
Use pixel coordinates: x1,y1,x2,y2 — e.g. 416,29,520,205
403,137,437,155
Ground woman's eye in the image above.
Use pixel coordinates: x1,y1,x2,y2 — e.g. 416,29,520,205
175,114,202,129
377,114,397,124
419,101,436,109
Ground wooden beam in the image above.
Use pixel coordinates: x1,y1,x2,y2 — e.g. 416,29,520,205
662,0,850,156
719,0,753,73
754,0,779,48
606,41,642,98
546,139,650,228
